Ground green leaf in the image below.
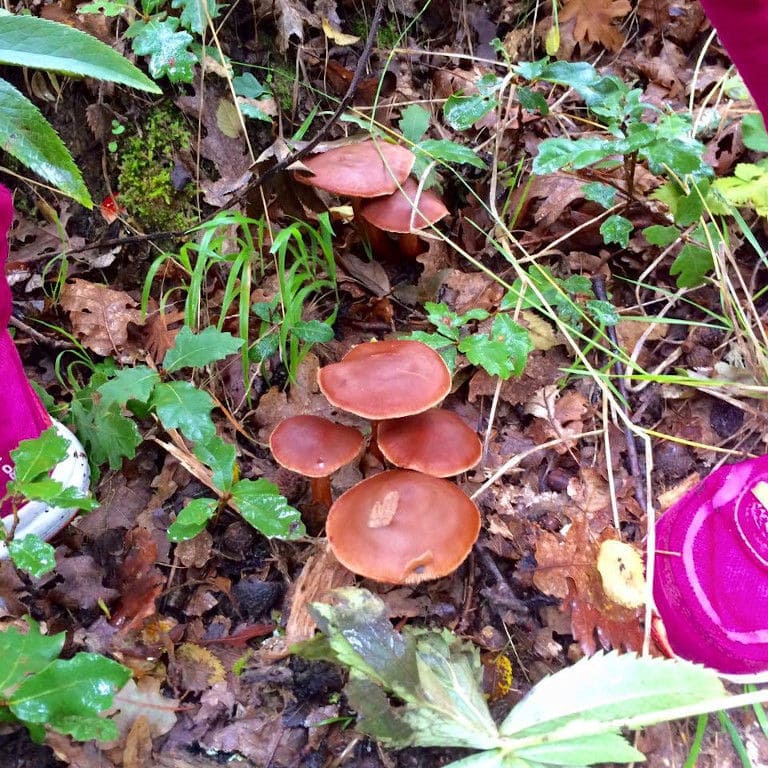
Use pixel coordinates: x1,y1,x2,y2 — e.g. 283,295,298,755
10,653,131,734
670,243,713,288
233,72,270,99
292,319,335,343
8,536,56,578
163,326,244,373
444,93,496,131
171,0,220,35
643,224,679,247
0,78,92,207
77,2,127,16
231,478,305,539
599,214,633,248
417,139,487,169
399,104,430,143
582,182,616,209
151,381,215,442
168,497,217,542
49,713,118,741
500,651,725,738
517,86,549,115
9,427,68,485
14,479,97,512
69,400,142,470
742,113,768,152
585,300,619,326
0,15,160,92
97,366,160,408
459,315,533,379
515,732,643,765
0,619,64,694
239,101,272,121
126,17,197,83
193,434,236,491
533,137,615,175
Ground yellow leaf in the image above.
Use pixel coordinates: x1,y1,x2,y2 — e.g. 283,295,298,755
321,17,360,46
216,98,241,139
597,539,645,609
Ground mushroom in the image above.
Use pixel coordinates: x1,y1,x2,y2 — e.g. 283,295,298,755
358,177,449,258
326,469,480,583
269,415,364,508
377,408,482,477
317,339,452,459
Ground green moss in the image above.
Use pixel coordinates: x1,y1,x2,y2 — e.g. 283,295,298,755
268,62,296,112
117,106,196,232
350,17,401,51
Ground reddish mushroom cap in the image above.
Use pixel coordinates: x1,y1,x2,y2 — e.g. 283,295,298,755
269,415,363,478
327,469,480,583
318,340,452,420
378,408,482,477
293,141,415,198
358,177,449,233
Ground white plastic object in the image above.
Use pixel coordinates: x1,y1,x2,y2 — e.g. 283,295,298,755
0,421,90,559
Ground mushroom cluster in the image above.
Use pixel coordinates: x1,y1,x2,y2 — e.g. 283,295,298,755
293,140,449,259
269,340,481,584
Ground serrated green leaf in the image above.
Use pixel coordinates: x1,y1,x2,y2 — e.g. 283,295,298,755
126,17,197,83
585,300,619,326
500,651,725,738
151,381,215,442
9,427,68,484
14,479,97,512
599,214,632,248
171,0,220,35
399,104,430,143
533,137,615,175
10,653,131,733
670,243,713,288
742,113,768,152
193,435,236,491
0,78,91,206
168,497,217,542
98,366,160,408
0,619,64,694
163,326,244,373
417,139,487,169
582,182,616,209
712,161,768,216
69,400,142,470
444,93,496,131
0,15,160,92
8,535,56,577
459,315,532,379
231,478,304,539
643,224,679,247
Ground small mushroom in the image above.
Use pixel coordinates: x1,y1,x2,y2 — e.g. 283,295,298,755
326,469,480,583
358,177,449,258
317,339,452,459
377,408,482,477
269,415,363,508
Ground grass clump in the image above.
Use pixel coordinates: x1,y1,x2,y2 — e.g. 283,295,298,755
117,106,196,232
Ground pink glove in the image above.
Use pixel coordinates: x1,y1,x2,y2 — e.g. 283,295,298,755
0,184,51,516
653,455,768,678
700,0,768,122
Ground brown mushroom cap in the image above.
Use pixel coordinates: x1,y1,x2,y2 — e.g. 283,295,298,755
269,415,363,477
358,177,449,233
326,469,480,583
318,340,452,420
292,141,415,198
378,408,482,477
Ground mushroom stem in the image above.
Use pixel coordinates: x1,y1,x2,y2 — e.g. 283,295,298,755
369,420,385,463
309,476,333,508
398,232,424,259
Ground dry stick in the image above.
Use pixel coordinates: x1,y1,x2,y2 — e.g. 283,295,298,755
592,276,647,514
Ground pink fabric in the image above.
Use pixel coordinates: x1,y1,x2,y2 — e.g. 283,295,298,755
700,0,768,122
0,184,51,516
653,456,768,675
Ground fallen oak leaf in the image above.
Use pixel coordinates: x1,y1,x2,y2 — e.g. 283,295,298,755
560,0,631,51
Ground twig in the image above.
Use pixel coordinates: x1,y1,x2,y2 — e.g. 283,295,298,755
592,276,647,512
9,315,76,350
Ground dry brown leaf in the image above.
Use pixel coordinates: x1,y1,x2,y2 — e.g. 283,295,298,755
122,715,152,768
60,279,144,358
172,643,227,692
560,0,631,51
112,677,179,740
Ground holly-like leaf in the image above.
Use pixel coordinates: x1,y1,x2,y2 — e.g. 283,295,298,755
8,535,56,578
599,214,632,248
126,17,197,83
171,0,221,35
151,381,215,442
533,137,615,175
168,497,217,542
69,400,142,470
98,366,160,408
163,326,244,373
231,478,304,539
459,315,533,379
9,427,68,485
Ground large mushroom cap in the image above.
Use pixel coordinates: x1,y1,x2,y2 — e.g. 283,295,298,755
293,141,415,198
378,408,482,477
318,340,452,420
269,415,363,478
359,177,449,233
327,469,480,583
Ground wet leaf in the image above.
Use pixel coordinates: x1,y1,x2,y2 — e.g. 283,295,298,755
163,326,244,373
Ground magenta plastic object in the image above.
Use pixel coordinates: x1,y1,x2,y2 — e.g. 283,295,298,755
0,184,51,516
700,0,768,123
653,455,768,679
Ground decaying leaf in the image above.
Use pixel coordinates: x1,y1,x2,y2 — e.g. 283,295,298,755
112,677,179,739
560,0,632,51
596,539,646,609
